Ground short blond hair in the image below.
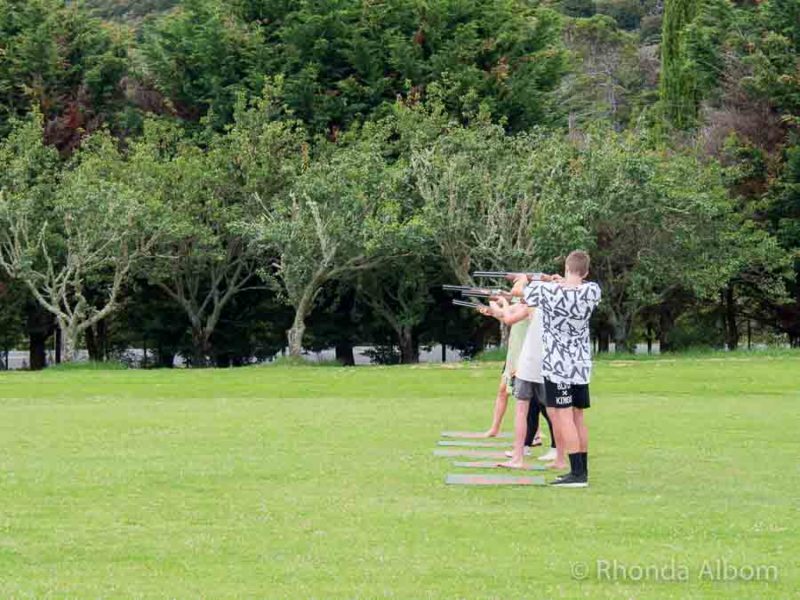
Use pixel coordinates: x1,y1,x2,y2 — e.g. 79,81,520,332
566,250,590,277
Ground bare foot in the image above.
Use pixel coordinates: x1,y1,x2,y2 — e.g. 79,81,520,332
481,429,500,438
497,459,525,469
547,461,567,470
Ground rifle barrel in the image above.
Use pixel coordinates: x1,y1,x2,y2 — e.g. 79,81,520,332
473,271,545,281
462,289,509,298
452,299,484,310
442,284,472,292
472,271,512,278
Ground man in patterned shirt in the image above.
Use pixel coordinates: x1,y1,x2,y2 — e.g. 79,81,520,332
510,250,601,488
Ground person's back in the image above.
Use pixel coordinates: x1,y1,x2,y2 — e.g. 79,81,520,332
528,281,601,385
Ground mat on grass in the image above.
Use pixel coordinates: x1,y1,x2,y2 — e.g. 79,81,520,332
453,461,546,471
437,440,512,448
441,431,512,439
445,473,546,486
433,449,509,459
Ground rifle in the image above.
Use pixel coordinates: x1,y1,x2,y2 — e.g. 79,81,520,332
442,284,499,296
461,288,511,299
472,271,545,281
451,299,486,311
441,284,475,292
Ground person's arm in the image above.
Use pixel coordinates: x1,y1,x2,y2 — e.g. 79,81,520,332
506,273,561,298
490,297,530,325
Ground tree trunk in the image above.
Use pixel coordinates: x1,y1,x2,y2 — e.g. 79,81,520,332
29,331,47,371
54,327,62,364
659,303,675,353
156,346,175,368
597,327,610,353
59,320,80,363
747,320,751,350
724,285,739,351
85,327,99,362
190,326,211,367
612,315,634,354
335,343,355,366
287,311,306,358
398,327,419,364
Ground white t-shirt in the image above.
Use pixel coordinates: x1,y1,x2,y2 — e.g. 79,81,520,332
515,309,544,383
523,281,602,385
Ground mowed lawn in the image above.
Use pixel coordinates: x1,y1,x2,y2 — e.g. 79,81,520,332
0,355,798,599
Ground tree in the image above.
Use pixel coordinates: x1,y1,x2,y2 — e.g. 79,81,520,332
0,0,131,149
0,274,25,368
528,127,784,351
246,121,418,356
412,118,553,283
559,15,646,128
140,0,569,133
124,93,302,365
660,0,700,128
0,115,159,361
138,0,268,127
356,255,437,364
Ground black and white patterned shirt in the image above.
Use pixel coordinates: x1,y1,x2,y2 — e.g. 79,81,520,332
522,281,602,385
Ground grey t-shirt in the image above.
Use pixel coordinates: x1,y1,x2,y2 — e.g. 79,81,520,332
522,281,602,385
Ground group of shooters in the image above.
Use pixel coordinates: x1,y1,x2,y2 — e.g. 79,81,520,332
447,250,601,488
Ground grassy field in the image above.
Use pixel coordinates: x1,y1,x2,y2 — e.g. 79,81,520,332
0,354,798,599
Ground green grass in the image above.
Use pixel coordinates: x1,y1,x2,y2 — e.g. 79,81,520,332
0,355,798,599
45,360,129,372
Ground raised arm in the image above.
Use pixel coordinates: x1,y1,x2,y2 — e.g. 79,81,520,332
489,297,531,325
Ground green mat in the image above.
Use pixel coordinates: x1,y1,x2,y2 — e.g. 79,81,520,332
445,473,546,486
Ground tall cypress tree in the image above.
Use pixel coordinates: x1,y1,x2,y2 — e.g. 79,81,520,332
660,0,699,129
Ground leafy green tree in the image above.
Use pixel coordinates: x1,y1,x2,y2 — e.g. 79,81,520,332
559,0,596,18
139,0,267,128
0,115,159,361
140,0,569,133
529,127,785,351
412,118,552,282
660,0,700,128
560,15,646,127
0,0,130,148
765,142,800,345
245,120,419,356
0,275,25,367
594,0,645,30
122,91,302,365
356,255,438,364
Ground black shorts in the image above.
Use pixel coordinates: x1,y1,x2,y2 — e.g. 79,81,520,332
544,378,590,410
512,377,546,406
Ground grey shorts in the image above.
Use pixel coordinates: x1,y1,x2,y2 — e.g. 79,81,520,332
512,377,546,406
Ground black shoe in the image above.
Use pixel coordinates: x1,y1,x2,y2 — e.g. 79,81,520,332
550,472,588,488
